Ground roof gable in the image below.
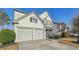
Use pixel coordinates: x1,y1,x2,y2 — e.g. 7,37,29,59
14,9,28,20
14,10,44,26
39,11,53,22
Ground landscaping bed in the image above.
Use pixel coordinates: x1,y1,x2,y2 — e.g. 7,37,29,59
0,43,19,50
0,29,18,50
58,38,79,48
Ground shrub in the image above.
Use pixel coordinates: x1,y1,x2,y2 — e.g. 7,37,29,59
54,35,61,39
48,34,61,39
0,29,16,45
48,35,53,39
61,32,69,38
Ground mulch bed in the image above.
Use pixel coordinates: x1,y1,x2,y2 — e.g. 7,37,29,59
0,43,19,50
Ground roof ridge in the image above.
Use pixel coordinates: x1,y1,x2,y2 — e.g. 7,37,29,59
13,9,28,14
15,15,27,22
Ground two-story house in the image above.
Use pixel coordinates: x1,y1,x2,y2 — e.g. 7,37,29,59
13,9,46,42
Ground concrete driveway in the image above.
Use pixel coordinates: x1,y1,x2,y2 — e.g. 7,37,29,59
19,39,79,50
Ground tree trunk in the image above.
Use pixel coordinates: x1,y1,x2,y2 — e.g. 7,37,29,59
0,25,3,31
0,23,4,31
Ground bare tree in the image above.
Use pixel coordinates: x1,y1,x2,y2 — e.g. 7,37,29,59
0,10,10,30
72,15,79,42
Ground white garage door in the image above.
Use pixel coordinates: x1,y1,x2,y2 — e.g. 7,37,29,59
34,29,44,40
17,28,32,42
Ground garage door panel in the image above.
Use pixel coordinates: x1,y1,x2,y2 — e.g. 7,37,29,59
34,29,44,40
16,27,46,42
17,28,32,42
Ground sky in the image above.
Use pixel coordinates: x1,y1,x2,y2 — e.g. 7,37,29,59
1,8,79,29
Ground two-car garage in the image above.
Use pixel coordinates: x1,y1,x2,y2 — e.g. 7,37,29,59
14,9,47,42
16,27,46,42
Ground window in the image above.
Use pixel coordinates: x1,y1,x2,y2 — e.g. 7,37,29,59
46,20,52,26
30,17,37,23
36,19,37,23
30,17,32,22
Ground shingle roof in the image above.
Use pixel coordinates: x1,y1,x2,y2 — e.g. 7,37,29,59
13,9,28,14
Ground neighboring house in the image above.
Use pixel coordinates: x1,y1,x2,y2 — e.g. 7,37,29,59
52,22,62,35
53,22,69,35
13,9,46,42
53,22,59,32
64,27,69,32
59,23,70,33
59,23,66,31
52,22,59,33
39,11,53,38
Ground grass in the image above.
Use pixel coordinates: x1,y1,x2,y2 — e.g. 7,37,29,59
58,37,79,48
